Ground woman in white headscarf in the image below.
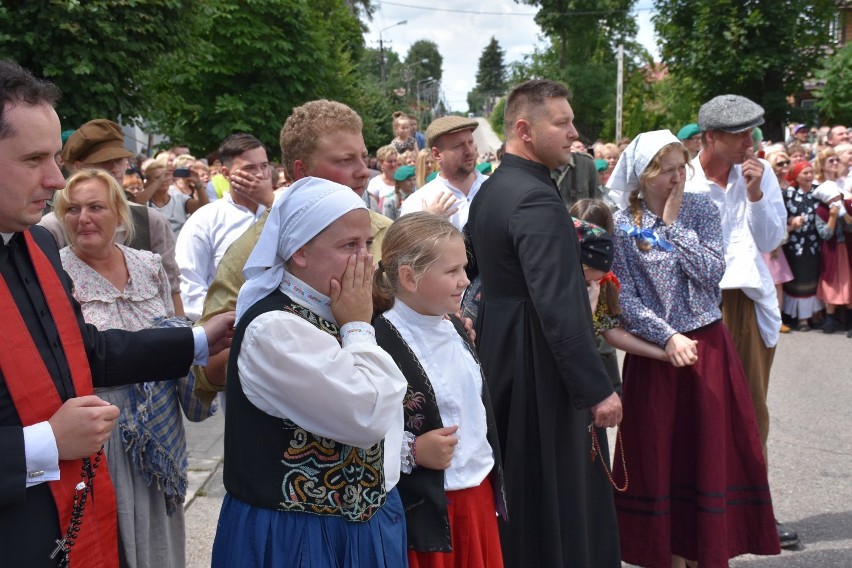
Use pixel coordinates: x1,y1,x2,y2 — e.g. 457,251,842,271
606,132,780,568
212,177,408,567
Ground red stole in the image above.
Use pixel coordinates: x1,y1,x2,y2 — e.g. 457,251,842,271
0,230,118,567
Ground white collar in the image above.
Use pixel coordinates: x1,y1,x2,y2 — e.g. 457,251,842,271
389,298,444,329
279,271,335,323
1,232,14,245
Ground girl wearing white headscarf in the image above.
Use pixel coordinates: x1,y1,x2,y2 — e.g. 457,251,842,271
212,177,408,567
606,132,780,568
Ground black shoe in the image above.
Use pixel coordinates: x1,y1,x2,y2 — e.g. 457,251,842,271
777,520,800,548
823,316,837,334
847,328,852,338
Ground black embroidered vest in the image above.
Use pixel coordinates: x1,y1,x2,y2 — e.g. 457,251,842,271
224,290,386,522
373,313,507,552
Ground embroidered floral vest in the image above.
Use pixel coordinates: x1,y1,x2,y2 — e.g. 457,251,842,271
224,290,386,522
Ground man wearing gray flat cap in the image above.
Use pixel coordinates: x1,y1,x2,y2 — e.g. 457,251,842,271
685,94,799,549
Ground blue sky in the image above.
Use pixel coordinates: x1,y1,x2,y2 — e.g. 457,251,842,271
365,0,659,112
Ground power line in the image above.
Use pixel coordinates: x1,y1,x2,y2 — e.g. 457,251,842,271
376,1,652,17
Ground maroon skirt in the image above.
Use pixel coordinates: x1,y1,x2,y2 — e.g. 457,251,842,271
613,321,780,568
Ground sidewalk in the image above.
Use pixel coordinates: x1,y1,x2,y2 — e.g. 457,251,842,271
183,411,226,568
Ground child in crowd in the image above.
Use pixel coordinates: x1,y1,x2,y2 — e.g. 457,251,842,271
373,212,506,568
391,110,419,154
569,200,670,366
383,164,416,220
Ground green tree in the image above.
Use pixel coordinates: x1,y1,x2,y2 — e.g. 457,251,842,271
405,40,443,84
143,0,364,155
653,0,837,140
507,1,642,141
518,0,639,68
468,37,507,116
0,0,190,128
815,43,852,125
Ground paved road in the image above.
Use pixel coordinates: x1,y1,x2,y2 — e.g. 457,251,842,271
183,329,852,566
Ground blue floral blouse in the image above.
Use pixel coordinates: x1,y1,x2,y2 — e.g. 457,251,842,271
612,192,726,347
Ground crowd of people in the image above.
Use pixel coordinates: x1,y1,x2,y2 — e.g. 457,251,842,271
1,55,839,568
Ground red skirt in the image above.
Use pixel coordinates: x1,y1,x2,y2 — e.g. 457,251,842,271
407,476,504,568
613,322,780,568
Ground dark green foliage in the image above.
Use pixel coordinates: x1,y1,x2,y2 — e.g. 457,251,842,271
468,37,507,116
0,0,189,128
653,0,837,140
142,0,364,155
815,43,852,125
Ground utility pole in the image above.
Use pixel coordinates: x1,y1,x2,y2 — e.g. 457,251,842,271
379,20,407,91
616,44,624,142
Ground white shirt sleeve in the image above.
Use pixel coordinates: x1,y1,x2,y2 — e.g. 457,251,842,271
192,326,209,366
747,167,787,253
238,312,407,449
175,218,213,322
24,422,60,487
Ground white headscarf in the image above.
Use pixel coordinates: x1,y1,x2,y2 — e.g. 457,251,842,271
812,183,841,204
606,130,682,209
235,176,367,320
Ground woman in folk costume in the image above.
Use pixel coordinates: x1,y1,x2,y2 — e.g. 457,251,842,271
372,212,507,568
606,131,779,568
54,169,217,568
212,177,408,567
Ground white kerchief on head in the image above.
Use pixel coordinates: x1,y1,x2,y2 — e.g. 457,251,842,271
606,130,681,210
235,176,367,321
812,183,841,204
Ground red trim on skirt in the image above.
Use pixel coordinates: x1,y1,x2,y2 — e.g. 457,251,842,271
613,321,780,568
408,476,504,568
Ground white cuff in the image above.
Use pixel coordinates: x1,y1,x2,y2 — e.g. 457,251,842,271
340,322,376,346
24,422,60,487
192,326,209,366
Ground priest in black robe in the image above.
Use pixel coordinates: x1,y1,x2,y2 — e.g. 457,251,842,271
0,60,232,568
465,79,623,567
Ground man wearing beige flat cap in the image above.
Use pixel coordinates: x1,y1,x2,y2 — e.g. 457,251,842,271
38,119,185,315
399,115,483,230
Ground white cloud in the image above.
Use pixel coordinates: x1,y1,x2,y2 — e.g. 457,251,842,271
365,0,659,113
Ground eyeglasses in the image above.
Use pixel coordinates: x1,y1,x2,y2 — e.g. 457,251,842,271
775,160,790,167
827,158,840,164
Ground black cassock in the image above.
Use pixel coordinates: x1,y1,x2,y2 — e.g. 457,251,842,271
0,226,194,568
465,153,621,567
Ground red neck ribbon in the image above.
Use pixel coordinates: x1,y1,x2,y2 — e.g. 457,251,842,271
0,229,117,568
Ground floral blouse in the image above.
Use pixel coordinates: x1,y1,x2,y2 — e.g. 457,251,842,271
783,185,820,257
59,244,173,332
612,192,725,347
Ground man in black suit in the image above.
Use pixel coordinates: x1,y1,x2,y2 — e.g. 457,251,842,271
0,59,233,568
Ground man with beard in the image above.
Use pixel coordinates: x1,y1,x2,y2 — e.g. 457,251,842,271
399,116,483,230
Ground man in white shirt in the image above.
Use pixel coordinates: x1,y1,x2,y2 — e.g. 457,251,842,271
685,94,797,548
400,116,485,230
175,133,274,321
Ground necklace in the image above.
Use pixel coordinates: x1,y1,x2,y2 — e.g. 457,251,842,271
50,447,103,567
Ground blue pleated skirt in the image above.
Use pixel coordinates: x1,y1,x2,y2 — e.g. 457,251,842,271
212,487,408,568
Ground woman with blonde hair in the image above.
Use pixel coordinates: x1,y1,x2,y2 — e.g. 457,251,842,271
415,148,437,188
366,144,399,211
606,130,779,568
54,169,217,568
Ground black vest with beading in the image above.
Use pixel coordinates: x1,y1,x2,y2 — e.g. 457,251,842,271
224,290,386,522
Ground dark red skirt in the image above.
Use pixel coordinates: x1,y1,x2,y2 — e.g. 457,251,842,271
408,476,504,568
613,321,780,568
